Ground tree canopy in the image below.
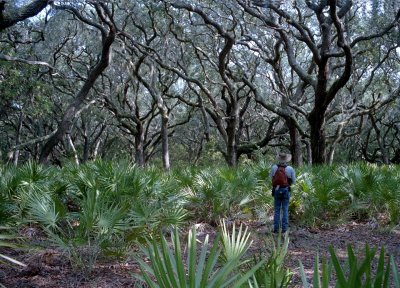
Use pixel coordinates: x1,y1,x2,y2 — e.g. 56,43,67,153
1,0,399,167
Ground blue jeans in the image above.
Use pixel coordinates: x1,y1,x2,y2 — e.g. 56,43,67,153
273,188,290,232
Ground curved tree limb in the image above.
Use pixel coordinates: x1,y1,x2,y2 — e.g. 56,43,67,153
350,8,400,47
0,0,50,31
0,53,55,70
326,0,352,105
39,3,116,163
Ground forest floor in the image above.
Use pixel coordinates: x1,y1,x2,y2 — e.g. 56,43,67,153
1,220,399,288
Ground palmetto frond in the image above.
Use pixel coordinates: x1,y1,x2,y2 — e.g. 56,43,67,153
220,219,253,264
134,224,265,287
0,226,26,267
296,165,344,225
187,167,260,224
25,190,63,231
248,232,292,287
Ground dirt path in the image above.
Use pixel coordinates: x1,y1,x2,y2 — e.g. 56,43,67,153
1,222,399,287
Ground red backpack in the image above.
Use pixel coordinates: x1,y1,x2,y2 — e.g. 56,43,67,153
272,165,288,187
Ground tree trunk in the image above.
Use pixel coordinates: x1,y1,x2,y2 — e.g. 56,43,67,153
82,136,90,162
39,5,115,164
287,118,302,166
161,114,170,171
225,115,238,167
134,123,145,167
40,86,101,164
12,110,24,166
327,146,336,165
304,140,312,165
226,143,237,167
93,139,101,159
308,108,327,164
66,133,79,165
391,148,400,164
369,113,390,164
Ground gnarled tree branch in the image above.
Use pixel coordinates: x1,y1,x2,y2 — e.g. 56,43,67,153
0,0,50,31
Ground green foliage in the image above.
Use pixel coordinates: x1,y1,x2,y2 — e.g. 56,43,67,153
54,161,189,272
2,160,400,235
0,226,26,267
133,223,265,288
295,165,346,225
248,232,293,288
330,245,390,288
220,219,252,264
1,160,400,278
300,244,396,288
295,163,400,226
184,166,262,224
299,254,332,288
1,161,62,226
0,61,53,118
391,256,400,288
0,165,15,224
0,160,189,273
0,226,19,250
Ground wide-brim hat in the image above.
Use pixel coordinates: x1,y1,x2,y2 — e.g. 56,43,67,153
277,152,292,163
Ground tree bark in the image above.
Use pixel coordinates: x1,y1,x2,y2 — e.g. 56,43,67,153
369,113,390,164
308,108,327,164
134,62,171,171
161,114,170,171
66,133,79,166
287,118,302,166
82,136,90,162
12,110,24,166
39,4,116,164
225,116,238,167
0,0,49,31
134,123,145,167
240,1,356,165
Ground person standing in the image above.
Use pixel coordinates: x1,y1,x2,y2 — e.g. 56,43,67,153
270,152,296,233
